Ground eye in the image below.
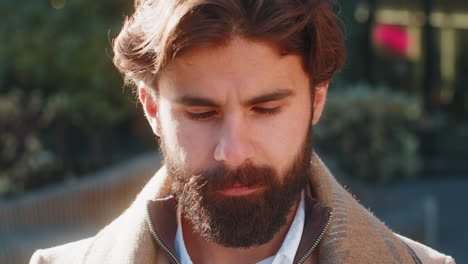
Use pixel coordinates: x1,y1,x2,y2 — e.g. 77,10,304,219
185,111,218,121
252,106,281,115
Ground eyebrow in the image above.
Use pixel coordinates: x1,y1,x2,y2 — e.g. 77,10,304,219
175,96,220,107
174,89,295,107
244,89,295,106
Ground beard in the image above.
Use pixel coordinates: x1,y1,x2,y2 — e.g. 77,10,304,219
162,130,312,248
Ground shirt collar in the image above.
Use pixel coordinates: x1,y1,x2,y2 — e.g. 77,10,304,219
258,191,306,264
174,205,191,264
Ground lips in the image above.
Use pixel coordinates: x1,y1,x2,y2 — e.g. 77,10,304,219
218,183,264,196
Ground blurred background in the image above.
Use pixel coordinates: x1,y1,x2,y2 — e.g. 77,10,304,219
0,0,467,263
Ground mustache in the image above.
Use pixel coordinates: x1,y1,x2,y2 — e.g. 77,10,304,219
192,162,277,191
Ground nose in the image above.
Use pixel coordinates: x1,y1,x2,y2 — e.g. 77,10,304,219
213,114,254,168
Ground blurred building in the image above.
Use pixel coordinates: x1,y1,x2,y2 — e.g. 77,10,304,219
353,0,468,176
356,0,467,106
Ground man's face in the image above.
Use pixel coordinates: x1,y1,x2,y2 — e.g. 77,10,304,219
142,37,327,247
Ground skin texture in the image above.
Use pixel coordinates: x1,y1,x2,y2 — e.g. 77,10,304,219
140,37,328,264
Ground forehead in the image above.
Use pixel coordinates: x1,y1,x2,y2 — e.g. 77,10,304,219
157,38,309,100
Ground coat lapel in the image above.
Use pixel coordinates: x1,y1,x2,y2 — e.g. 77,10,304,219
80,166,172,263
309,154,417,264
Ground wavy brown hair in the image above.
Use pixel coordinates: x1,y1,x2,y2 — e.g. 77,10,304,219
113,0,346,91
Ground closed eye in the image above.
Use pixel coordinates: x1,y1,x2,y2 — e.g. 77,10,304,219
185,111,218,121
185,107,280,121
252,106,281,115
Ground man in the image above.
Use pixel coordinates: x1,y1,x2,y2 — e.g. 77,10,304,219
31,0,455,263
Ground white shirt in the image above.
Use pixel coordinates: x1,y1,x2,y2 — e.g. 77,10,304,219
175,192,305,264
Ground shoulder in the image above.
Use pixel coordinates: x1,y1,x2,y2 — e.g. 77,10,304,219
29,237,93,264
396,234,456,264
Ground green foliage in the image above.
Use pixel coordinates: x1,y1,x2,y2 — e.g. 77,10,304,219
0,89,65,196
429,111,468,158
315,84,422,184
1,0,133,126
0,0,147,197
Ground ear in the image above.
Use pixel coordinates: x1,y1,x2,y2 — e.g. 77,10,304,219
312,82,329,126
139,87,161,136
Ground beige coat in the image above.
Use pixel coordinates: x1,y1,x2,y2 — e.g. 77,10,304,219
30,154,455,264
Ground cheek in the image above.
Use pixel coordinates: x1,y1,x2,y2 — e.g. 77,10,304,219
159,115,185,163
255,103,311,167
165,115,218,171
157,105,187,164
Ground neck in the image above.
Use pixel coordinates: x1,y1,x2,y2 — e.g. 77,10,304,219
181,199,300,264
